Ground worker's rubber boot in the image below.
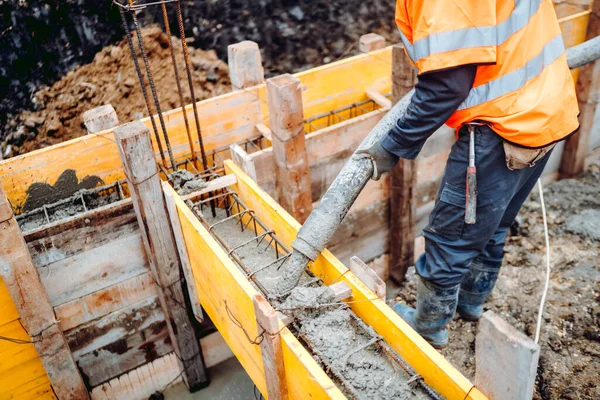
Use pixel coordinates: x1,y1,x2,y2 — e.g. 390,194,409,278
456,257,502,321
393,276,459,349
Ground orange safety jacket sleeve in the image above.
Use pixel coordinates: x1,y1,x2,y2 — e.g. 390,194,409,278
396,0,497,74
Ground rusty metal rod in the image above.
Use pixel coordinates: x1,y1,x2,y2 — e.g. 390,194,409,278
161,2,197,165
174,0,209,172
128,1,177,170
117,5,168,168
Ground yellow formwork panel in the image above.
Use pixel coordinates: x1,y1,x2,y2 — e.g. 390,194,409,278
171,185,344,399
0,320,54,400
225,160,487,400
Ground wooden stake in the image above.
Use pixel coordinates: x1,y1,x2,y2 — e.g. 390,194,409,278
0,184,89,399
476,311,540,400
359,33,386,53
228,41,265,90
83,104,119,134
114,121,208,391
253,293,288,400
266,74,313,223
560,2,600,178
388,44,417,284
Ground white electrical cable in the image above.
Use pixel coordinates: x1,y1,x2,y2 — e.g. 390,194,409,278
534,178,551,344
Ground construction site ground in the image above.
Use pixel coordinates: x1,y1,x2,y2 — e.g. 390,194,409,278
394,165,600,400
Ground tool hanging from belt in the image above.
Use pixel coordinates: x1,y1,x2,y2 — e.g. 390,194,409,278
463,123,482,225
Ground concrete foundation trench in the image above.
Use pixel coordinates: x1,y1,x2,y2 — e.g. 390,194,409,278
185,182,440,400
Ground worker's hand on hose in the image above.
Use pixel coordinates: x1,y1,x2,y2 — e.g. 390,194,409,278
354,138,399,180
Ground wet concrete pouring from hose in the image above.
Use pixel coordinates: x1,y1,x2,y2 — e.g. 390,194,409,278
197,204,435,399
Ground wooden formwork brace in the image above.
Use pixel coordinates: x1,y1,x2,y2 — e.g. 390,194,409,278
228,40,265,91
0,184,89,399
82,104,119,134
114,121,209,391
388,44,418,284
359,33,387,53
266,74,313,224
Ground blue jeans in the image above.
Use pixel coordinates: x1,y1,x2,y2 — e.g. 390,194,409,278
416,125,553,287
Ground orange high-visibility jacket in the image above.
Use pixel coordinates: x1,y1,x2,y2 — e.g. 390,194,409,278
395,0,580,148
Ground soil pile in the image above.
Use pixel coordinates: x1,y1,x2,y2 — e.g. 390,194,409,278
9,26,230,156
395,165,600,399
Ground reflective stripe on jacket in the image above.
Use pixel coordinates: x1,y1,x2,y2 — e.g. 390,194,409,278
395,0,580,148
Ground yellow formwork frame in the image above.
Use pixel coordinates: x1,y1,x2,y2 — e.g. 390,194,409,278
224,160,487,400
169,184,344,399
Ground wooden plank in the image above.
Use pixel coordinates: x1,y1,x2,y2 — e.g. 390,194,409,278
388,44,417,284
476,311,540,400
174,187,344,399
66,296,172,387
163,182,204,322
349,256,386,300
25,200,137,268
83,104,119,134
267,74,313,223
253,294,288,400
0,184,88,399
560,1,600,178
114,121,208,390
90,353,183,400
225,160,486,400
228,41,265,90
255,123,273,142
366,88,392,109
179,174,237,201
359,33,386,53
40,232,149,306
54,272,158,331
230,143,258,182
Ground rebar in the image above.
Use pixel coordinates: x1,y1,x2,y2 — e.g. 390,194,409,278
174,0,209,172
160,1,197,164
117,5,168,168
128,1,177,170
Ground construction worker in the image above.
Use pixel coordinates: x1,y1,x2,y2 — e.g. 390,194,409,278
358,0,580,348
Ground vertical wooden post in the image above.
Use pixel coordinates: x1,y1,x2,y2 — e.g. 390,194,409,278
0,184,89,399
82,104,119,134
228,41,265,90
359,33,386,53
253,294,288,400
267,74,313,223
114,121,208,391
388,44,417,284
560,3,600,178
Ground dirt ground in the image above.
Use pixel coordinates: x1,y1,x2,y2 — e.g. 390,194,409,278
394,165,600,399
8,26,230,156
